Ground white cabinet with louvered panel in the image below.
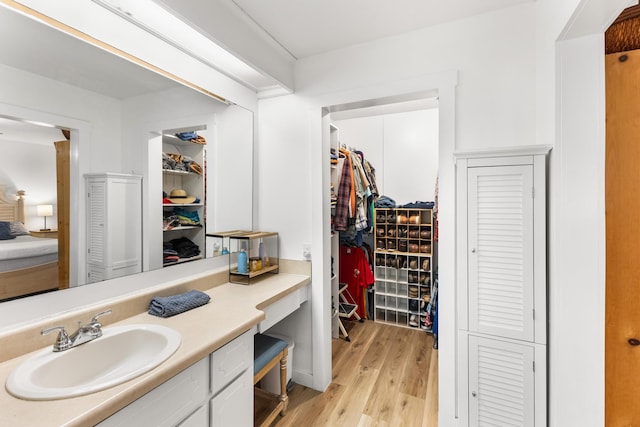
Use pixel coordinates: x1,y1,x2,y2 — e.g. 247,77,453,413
455,147,550,427
85,173,142,284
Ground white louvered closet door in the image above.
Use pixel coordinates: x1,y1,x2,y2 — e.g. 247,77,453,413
86,179,106,267
468,165,534,342
468,335,535,427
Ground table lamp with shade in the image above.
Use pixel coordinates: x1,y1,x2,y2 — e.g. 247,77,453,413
36,204,53,231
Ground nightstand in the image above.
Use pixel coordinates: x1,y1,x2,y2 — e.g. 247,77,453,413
29,230,58,238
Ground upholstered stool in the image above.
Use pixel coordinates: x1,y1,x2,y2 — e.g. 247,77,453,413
254,334,288,427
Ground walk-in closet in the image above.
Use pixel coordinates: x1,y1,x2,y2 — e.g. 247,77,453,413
330,98,440,336
277,98,440,426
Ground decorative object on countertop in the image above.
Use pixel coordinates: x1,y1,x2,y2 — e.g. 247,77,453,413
238,248,249,273
228,231,279,284
206,230,252,258
148,290,210,318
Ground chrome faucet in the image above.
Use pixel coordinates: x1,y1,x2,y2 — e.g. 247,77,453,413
41,309,112,352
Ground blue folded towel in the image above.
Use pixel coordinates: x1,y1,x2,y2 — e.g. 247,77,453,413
148,290,210,318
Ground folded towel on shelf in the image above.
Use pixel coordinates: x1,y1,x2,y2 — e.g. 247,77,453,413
148,290,210,318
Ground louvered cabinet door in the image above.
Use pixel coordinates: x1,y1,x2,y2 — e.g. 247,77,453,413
467,165,534,342
468,335,535,427
86,179,107,267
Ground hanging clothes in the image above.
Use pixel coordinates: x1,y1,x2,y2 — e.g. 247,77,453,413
334,152,352,232
339,245,374,319
333,144,379,242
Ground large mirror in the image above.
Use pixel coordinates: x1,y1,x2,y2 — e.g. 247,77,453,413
0,5,254,302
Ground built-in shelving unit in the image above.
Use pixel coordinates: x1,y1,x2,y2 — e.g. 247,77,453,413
162,125,206,267
374,207,435,331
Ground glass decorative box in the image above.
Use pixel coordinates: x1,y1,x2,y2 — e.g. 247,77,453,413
206,230,251,257
228,231,279,284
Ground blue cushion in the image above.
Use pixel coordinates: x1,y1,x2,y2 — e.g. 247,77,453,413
0,221,16,240
254,334,287,375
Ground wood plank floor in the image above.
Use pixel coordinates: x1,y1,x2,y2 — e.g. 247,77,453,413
271,320,438,427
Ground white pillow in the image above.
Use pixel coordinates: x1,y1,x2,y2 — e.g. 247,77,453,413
10,221,29,236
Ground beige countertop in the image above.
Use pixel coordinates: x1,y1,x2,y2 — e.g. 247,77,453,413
0,271,310,427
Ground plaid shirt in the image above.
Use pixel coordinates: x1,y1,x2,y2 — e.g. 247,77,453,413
350,153,369,231
333,154,352,231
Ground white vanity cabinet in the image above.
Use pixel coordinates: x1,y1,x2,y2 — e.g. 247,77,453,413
97,330,253,427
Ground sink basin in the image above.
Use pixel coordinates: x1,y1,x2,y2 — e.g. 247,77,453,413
6,324,181,400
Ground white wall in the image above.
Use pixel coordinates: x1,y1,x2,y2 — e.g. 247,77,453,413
551,33,606,427
0,140,57,230
295,5,536,151
258,1,534,417
334,108,439,205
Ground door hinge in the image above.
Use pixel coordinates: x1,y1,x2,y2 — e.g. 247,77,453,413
533,361,536,372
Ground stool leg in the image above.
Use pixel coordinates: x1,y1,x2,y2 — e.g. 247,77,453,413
338,318,351,342
279,348,289,416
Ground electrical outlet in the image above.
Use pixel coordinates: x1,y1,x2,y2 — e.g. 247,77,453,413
303,243,311,260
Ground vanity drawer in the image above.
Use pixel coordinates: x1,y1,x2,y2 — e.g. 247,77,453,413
209,368,252,427
97,357,208,427
258,287,307,333
177,404,207,427
210,330,252,396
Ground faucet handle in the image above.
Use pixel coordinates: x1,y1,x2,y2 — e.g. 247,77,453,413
41,326,72,352
90,309,112,324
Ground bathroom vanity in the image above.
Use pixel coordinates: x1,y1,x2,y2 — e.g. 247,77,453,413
0,264,310,426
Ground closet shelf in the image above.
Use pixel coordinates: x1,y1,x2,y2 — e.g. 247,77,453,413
163,225,202,232
163,255,203,267
163,203,204,208
374,249,433,256
162,169,202,177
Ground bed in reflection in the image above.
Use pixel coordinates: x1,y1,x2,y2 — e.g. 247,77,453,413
0,188,59,301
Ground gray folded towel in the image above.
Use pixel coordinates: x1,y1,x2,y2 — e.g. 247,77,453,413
148,290,210,318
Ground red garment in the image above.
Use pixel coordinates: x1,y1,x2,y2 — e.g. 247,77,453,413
339,245,373,319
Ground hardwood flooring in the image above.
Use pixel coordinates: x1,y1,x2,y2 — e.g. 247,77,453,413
271,320,438,427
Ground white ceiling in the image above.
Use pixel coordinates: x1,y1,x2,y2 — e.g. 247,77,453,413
230,0,534,59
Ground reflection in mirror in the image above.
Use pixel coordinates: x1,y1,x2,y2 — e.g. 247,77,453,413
0,118,66,301
0,5,254,302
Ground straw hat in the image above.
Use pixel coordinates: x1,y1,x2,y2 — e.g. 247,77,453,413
168,189,196,204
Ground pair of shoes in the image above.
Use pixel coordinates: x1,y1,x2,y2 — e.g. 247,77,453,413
421,314,432,329
409,314,418,327
420,316,431,331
